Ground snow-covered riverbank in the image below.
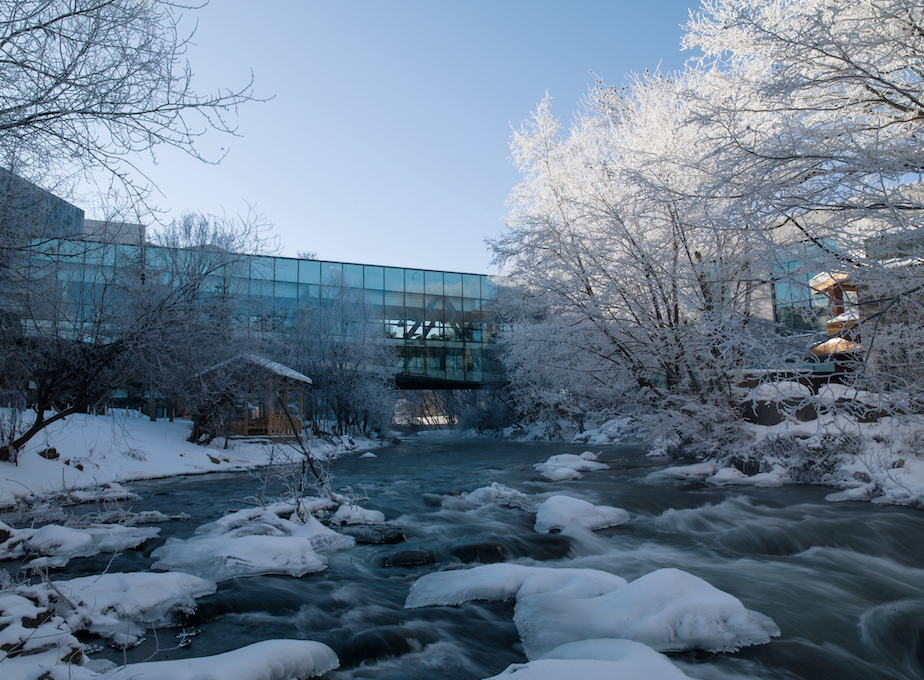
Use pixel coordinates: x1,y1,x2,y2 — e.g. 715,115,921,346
0,410,383,509
512,406,924,509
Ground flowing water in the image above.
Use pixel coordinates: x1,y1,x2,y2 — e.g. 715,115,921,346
11,437,924,679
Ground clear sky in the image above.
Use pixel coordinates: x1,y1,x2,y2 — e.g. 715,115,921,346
120,0,700,274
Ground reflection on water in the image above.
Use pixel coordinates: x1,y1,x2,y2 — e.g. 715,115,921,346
18,438,924,679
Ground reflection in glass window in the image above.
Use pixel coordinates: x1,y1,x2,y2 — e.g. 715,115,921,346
425,270,443,295
406,269,424,294
276,258,298,282
384,267,404,292
250,257,274,281
462,273,480,298
364,289,384,310
481,276,497,300
299,259,321,284
343,263,363,287
364,265,384,290
320,262,341,283
298,283,319,301
444,272,463,297
407,347,426,374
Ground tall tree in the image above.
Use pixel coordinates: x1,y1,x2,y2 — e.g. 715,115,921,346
0,0,256,198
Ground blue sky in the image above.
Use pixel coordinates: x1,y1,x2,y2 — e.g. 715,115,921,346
126,1,700,274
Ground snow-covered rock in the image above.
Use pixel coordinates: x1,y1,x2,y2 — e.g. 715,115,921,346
95,639,339,679
570,418,633,446
535,452,608,481
533,495,629,533
646,462,718,482
0,520,159,568
150,505,354,581
463,483,532,511
406,563,628,608
329,503,386,525
705,466,786,487
513,567,780,657
483,639,693,679
406,564,779,659
18,571,216,648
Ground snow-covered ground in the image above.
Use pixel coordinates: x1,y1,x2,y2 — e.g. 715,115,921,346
0,410,382,509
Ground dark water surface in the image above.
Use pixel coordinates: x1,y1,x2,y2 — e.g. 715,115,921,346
21,438,924,679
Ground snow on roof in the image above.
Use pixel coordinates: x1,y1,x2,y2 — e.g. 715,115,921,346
197,353,312,384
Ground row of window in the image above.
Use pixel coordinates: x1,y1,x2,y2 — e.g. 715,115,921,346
46,241,496,300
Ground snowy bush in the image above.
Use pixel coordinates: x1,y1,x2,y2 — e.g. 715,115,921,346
746,434,861,484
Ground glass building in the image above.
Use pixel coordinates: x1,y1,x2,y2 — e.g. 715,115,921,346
2,171,502,388
237,254,502,388
20,238,503,389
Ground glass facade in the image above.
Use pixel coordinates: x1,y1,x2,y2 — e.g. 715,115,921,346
30,240,502,387
241,255,502,386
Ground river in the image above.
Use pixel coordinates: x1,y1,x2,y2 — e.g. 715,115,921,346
24,437,924,679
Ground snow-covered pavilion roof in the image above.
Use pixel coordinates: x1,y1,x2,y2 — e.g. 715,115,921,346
197,354,312,385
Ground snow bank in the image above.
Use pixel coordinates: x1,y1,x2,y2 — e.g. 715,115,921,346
0,411,384,508
463,483,533,511
96,639,339,679
406,564,778,659
534,451,608,481
483,639,692,679
533,495,629,533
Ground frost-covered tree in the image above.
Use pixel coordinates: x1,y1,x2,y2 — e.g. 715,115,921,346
285,275,396,437
491,88,766,448
683,0,924,403
493,0,924,444
0,0,256,199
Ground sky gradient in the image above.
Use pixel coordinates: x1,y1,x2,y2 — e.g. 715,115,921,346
120,1,700,274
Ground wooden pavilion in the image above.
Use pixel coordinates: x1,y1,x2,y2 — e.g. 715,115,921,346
194,354,312,438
